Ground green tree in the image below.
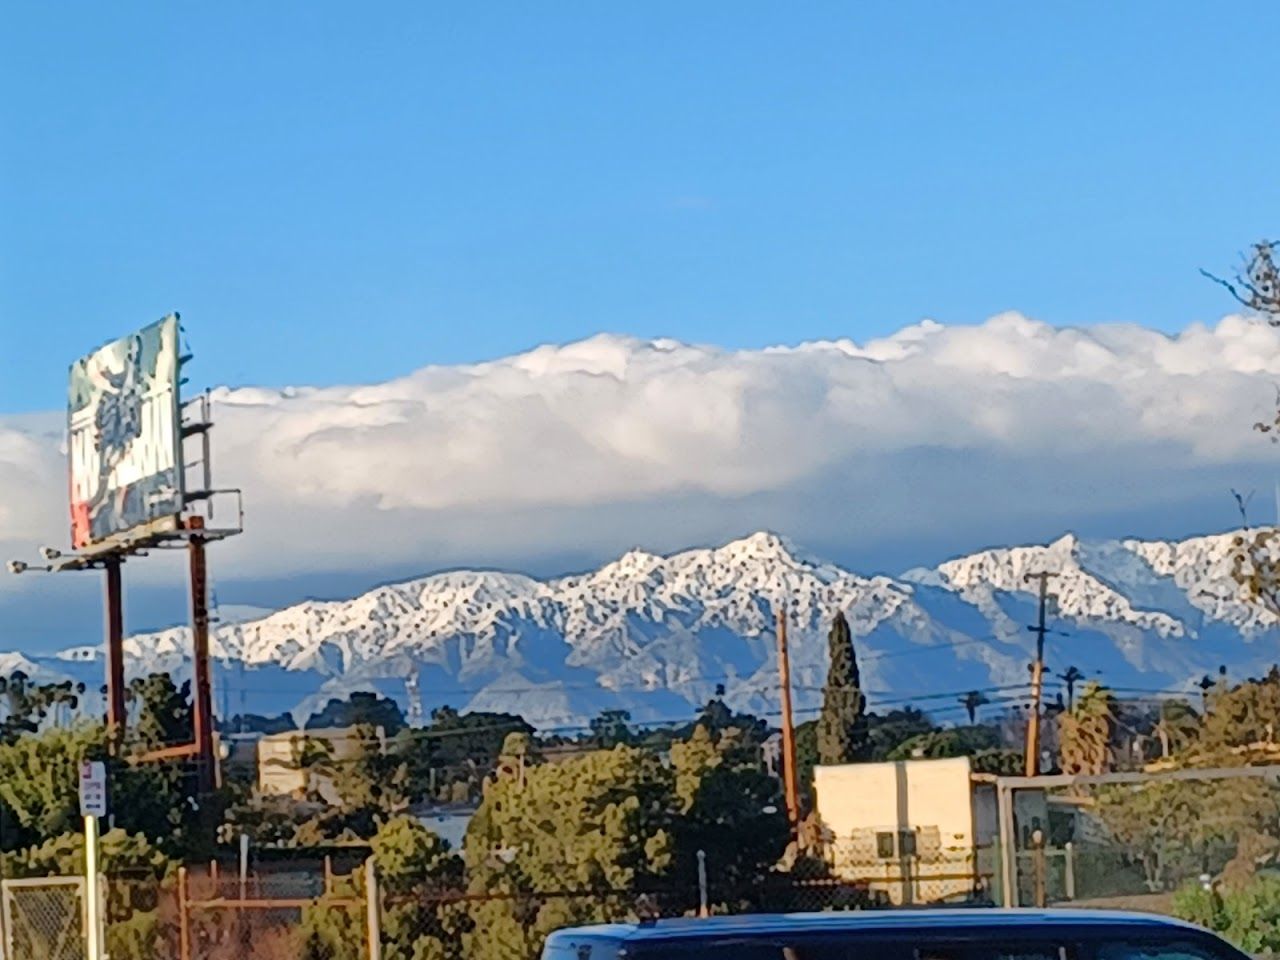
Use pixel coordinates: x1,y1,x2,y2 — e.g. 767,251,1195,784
589,709,633,748
1058,681,1116,775
462,746,677,960
127,673,192,747
886,725,1022,774
306,691,406,736
295,725,410,838
410,707,534,802
682,693,770,754
119,675,210,857
816,612,869,764
866,707,934,760
1197,667,1280,758
1098,777,1280,892
0,724,102,851
0,674,84,745
1153,699,1201,759
2,827,175,960
794,719,818,806
372,816,467,960
1175,874,1280,955
669,725,789,903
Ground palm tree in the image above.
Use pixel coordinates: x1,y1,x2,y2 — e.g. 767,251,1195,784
1058,682,1116,775
1153,699,1200,759
1058,666,1085,710
1197,675,1217,711
959,690,990,725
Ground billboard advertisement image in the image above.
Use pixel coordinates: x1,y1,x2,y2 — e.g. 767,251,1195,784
68,315,184,549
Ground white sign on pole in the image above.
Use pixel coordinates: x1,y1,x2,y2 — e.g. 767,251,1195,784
79,761,107,818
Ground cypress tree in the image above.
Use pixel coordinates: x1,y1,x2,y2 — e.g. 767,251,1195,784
816,611,870,764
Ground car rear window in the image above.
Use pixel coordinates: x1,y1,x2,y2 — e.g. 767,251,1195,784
1094,941,1243,960
623,941,1071,960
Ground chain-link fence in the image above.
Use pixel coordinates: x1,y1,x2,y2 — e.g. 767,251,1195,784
823,839,997,906
372,870,890,960
997,765,1280,914
172,860,368,960
1,876,91,960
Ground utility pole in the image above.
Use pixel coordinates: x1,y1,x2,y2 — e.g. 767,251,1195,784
1023,572,1058,777
775,606,801,833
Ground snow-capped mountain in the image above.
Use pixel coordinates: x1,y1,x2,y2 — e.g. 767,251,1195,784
10,529,1280,729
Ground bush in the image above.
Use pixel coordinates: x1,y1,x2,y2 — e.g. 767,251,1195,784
1173,874,1280,954
298,902,365,960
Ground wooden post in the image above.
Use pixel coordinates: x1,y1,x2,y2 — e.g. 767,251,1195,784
1026,660,1045,777
696,849,709,918
365,859,382,960
775,608,801,833
1032,829,1047,908
178,866,191,960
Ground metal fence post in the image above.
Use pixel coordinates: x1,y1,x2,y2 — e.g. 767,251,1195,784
997,780,1018,907
365,858,382,960
1064,841,1075,901
84,815,103,960
696,850,709,918
177,867,191,960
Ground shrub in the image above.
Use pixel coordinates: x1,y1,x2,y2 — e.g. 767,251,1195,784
1173,874,1280,954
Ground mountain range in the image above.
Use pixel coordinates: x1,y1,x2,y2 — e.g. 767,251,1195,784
7,528,1278,730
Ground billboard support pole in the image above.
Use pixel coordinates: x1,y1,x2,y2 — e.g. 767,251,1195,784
103,555,127,750
188,520,216,794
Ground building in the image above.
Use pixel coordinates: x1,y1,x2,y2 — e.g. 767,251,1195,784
411,803,478,850
761,732,783,780
812,756,1004,905
257,725,385,805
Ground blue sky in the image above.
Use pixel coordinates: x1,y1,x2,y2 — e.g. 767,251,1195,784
2,3,1277,413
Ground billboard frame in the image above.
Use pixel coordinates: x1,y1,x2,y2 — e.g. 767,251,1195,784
9,312,242,796
67,314,186,553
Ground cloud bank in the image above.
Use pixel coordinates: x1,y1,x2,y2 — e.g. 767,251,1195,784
4,312,1280,646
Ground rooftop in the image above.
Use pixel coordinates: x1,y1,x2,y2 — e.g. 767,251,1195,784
545,910,1204,945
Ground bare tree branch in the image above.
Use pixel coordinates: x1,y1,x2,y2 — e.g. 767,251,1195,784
1202,242,1280,323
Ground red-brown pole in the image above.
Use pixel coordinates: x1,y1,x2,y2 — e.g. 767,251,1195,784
776,607,801,833
188,520,216,794
103,555,127,750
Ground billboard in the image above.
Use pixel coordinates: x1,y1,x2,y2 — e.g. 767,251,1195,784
68,315,184,549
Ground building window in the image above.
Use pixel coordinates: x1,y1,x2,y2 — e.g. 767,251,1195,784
876,832,895,859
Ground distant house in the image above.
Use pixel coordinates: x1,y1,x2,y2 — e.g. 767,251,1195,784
761,732,783,780
257,725,385,805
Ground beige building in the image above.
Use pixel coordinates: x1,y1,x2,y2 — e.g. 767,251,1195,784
257,726,384,805
812,756,1007,905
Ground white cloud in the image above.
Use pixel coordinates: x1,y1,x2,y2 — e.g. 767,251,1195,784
3,313,1280,605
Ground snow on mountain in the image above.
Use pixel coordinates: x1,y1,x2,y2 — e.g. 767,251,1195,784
7,529,1280,729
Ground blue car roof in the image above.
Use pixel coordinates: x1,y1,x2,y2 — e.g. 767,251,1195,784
544,909,1207,947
